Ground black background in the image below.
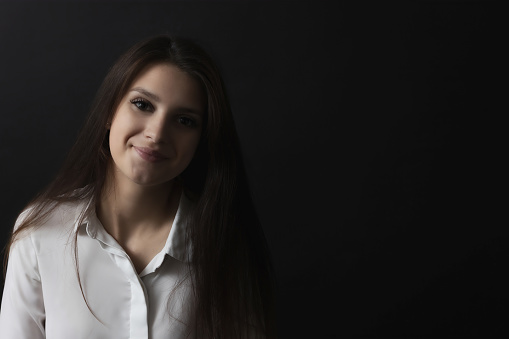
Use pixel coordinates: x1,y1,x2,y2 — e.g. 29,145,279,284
0,1,505,338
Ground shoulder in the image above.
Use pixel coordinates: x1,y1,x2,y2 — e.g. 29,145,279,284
13,199,90,255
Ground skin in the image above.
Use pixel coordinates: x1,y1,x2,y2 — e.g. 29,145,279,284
97,62,206,274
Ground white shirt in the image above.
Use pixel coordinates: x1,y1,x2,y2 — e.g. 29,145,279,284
0,193,196,339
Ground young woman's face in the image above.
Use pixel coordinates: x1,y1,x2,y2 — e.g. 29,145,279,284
108,62,205,188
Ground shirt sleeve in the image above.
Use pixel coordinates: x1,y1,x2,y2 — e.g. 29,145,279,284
0,231,46,338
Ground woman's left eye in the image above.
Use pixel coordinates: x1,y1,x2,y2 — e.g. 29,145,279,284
178,116,197,127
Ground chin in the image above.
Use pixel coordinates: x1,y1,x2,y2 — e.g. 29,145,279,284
127,165,185,187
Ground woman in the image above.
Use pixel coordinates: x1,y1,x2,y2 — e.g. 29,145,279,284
0,35,276,338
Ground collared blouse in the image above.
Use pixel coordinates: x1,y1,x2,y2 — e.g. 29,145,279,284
0,193,195,339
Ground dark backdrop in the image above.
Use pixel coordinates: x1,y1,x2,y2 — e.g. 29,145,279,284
0,1,505,338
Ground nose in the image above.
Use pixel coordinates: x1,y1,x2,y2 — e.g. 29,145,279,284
144,115,169,143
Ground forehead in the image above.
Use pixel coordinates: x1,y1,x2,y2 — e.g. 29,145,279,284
129,62,206,111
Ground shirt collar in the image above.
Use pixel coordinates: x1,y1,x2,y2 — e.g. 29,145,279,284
74,191,193,263
162,191,193,262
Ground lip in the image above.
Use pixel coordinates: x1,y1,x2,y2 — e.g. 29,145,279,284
133,146,169,163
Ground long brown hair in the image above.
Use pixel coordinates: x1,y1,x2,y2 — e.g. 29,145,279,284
4,35,277,338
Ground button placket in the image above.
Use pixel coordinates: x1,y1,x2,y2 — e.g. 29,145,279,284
95,237,150,339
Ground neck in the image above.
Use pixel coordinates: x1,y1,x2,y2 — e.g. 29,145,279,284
97,171,181,241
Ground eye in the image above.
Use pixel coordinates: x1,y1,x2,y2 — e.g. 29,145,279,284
178,116,197,127
130,98,154,112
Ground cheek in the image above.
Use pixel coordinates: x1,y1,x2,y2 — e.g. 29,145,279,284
108,124,123,154
108,118,133,162
109,112,136,146
108,132,123,170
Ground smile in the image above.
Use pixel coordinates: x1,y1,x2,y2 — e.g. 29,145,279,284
133,146,169,163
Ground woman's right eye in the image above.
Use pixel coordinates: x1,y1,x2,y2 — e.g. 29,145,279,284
130,98,154,112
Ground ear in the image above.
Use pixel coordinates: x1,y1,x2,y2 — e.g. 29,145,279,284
106,122,111,130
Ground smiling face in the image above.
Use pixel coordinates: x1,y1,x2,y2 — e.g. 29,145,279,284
108,62,206,188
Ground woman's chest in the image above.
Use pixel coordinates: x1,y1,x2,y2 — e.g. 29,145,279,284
37,236,194,339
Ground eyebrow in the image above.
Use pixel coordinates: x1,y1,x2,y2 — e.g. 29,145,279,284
130,87,161,102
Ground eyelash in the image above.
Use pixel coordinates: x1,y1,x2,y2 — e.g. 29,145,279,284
130,98,198,128
130,98,154,112
178,116,197,128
